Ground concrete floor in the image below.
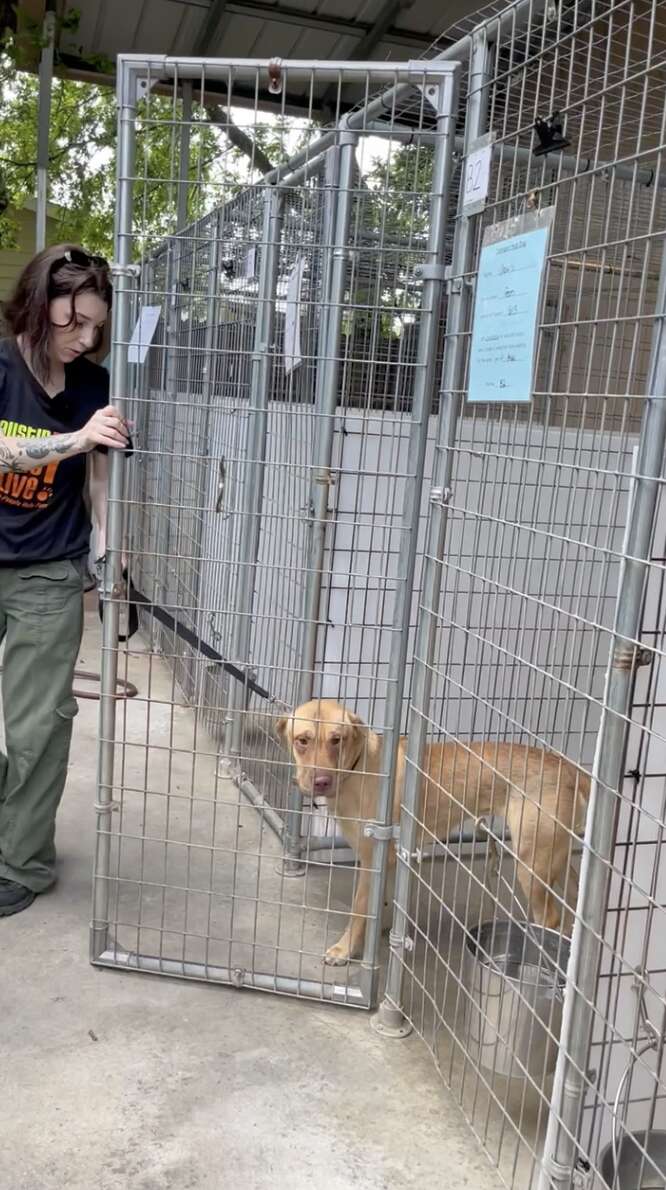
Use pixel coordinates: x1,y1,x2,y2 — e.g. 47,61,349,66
0,603,503,1190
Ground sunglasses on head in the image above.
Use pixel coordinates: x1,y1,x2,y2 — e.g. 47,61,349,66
52,248,109,272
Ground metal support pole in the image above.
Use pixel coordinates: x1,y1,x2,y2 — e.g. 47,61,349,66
177,81,193,232
375,28,493,1034
35,8,55,252
95,946,366,1004
191,208,223,705
225,186,283,762
281,134,357,876
359,62,461,1010
538,239,666,1189
297,134,357,707
91,62,136,960
362,125,664,192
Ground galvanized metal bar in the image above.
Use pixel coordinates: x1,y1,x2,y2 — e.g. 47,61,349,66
118,56,468,81
176,81,193,232
235,776,290,839
35,8,56,253
376,26,494,1034
93,947,367,1004
363,124,664,192
297,133,357,707
282,136,358,876
538,239,666,1190
359,62,462,1008
225,185,283,762
91,60,136,960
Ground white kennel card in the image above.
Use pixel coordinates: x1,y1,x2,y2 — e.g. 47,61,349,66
462,133,494,215
284,255,306,376
127,304,162,364
467,206,555,404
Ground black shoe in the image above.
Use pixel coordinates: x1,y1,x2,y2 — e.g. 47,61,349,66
0,878,36,916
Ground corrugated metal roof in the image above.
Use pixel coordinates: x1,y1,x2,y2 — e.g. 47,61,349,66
7,0,486,112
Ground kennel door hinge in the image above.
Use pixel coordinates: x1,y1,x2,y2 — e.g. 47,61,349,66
612,643,652,671
93,799,121,815
363,822,399,842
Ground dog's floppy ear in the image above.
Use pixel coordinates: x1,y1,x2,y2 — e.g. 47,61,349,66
346,709,369,750
346,710,367,732
275,714,290,745
346,708,380,760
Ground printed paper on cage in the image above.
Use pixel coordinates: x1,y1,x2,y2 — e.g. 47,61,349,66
467,206,555,404
284,255,306,375
127,305,162,364
245,245,257,279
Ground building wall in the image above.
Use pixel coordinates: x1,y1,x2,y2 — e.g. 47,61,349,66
0,207,59,304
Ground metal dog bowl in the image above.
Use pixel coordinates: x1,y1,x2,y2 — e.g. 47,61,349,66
462,920,569,1080
599,1131,666,1189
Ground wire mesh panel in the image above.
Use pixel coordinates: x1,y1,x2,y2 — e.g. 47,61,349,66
380,0,666,1186
94,55,460,1007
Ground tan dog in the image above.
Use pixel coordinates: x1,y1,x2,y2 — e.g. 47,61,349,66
276,699,589,965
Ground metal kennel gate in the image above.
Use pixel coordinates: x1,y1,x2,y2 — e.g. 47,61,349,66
375,1,666,1189
93,54,463,1008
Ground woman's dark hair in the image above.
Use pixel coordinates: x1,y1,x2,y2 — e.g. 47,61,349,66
3,243,113,383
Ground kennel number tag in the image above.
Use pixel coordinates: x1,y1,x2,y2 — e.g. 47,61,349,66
467,207,555,405
462,141,493,214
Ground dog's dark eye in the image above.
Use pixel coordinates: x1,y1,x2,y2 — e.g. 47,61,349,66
295,737,309,749
329,736,341,747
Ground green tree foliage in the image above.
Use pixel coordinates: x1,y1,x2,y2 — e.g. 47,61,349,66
346,141,434,341
0,25,311,256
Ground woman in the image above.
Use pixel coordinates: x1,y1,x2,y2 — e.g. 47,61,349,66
0,243,129,916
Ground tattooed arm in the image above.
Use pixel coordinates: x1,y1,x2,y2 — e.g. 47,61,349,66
88,450,108,558
0,405,129,474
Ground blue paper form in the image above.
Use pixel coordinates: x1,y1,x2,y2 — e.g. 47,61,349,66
467,224,550,404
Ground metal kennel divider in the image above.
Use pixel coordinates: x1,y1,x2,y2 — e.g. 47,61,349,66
376,0,666,1188
92,54,463,1008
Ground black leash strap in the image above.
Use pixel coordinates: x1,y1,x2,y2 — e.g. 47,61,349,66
98,573,273,703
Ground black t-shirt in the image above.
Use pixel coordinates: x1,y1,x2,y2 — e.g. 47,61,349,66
0,338,109,565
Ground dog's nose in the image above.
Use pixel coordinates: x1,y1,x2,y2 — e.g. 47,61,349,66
313,773,333,793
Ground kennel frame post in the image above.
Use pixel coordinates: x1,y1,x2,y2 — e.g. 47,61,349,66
91,60,136,960
224,184,284,764
283,132,358,875
194,208,223,692
358,61,462,1009
202,208,223,409
176,80,193,233
376,26,494,1033
152,235,185,629
538,241,666,1190
296,131,358,707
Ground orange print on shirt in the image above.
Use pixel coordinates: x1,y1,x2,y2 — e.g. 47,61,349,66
0,460,61,510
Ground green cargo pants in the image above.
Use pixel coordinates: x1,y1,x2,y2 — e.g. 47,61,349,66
0,558,84,891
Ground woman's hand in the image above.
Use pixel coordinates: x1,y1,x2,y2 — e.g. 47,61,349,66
79,406,129,452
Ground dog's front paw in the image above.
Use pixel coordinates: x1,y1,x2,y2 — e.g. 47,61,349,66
324,939,352,966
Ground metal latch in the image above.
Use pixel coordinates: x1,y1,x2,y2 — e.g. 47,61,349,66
613,644,652,671
414,263,447,282
363,822,398,841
